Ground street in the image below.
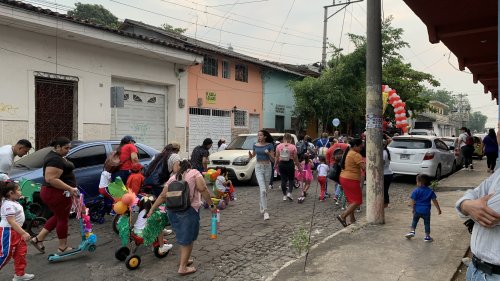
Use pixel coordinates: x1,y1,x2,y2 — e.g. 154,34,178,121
4,176,418,281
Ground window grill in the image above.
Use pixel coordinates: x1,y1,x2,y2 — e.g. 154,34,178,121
222,60,230,79
234,110,247,127
202,55,218,76
235,64,248,82
189,107,211,116
212,109,231,117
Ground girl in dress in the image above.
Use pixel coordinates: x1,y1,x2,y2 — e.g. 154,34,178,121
297,154,313,203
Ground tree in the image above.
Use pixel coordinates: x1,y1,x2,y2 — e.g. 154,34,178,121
290,16,439,135
67,2,119,29
468,111,488,133
160,23,187,34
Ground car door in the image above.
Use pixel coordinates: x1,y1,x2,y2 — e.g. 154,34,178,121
434,139,453,174
66,144,107,199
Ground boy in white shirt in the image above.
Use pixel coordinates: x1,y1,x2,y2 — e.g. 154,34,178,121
317,156,330,201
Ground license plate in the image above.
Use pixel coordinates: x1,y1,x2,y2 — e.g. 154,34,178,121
400,154,410,160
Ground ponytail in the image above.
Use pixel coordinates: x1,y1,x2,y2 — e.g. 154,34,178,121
0,180,18,203
176,160,192,181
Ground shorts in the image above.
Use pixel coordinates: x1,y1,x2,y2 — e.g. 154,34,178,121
167,207,200,246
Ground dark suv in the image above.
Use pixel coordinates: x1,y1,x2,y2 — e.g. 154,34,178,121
9,141,158,203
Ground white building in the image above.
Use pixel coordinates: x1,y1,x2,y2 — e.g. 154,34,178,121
0,1,202,152
412,100,461,137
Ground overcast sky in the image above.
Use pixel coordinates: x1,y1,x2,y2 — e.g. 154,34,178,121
35,0,498,128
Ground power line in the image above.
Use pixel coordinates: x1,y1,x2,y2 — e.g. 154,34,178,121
109,0,321,49
267,0,296,58
206,0,270,8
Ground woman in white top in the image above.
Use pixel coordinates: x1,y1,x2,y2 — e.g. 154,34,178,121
383,140,393,208
217,138,228,152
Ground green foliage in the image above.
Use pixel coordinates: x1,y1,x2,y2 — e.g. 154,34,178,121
142,210,168,246
469,112,488,133
290,16,439,133
160,23,187,34
117,214,130,247
430,180,439,191
67,2,119,29
290,226,310,255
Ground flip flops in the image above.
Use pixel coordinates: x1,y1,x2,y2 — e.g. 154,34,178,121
30,237,45,253
58,246,74,253
337,215,348,228
178,266,197,276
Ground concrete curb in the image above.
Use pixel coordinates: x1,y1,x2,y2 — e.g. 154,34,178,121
265,218,369,281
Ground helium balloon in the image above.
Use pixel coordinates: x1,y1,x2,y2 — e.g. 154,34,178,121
121,192,136,206
113,201,128,215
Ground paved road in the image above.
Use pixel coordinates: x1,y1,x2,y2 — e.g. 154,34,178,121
4,176,418,281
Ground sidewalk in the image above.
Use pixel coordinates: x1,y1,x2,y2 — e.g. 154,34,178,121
269,160,490,281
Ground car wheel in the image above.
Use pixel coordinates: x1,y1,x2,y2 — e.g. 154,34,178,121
451,161,456,174
250,171,258,186
435,165,442,180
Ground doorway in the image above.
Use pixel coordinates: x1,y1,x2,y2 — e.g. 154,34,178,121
275,115,285,132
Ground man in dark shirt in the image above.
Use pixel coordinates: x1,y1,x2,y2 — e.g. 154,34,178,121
190,138,213,172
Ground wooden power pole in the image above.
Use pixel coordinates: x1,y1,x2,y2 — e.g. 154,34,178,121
365,0,385,224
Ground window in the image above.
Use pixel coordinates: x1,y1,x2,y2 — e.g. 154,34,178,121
388,139,432,149
234,110,247,127
67,145,106,169
235,64,248,82
434,140,449,151
137,147,151,159
202,55,218,76
222,60,230,79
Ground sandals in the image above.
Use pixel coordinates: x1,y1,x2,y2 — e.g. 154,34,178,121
30,237,45,253
178,259,194,266
337,215,348,228
178,266,197,276
58,246,74,253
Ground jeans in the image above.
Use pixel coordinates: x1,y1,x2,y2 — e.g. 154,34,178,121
335,183,342,197
467,261,500,281
278,161,295,195
167,207,200,246
255,162,272,214
384,174,393,204
462,145,474,168
411,212,431,234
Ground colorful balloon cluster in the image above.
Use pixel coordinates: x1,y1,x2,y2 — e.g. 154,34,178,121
383,85,408,134
203,169,221,182
108,177,137,215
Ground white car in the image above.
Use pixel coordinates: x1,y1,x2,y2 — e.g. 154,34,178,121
388,135,456,179
409,129,437,136
208,133,297,185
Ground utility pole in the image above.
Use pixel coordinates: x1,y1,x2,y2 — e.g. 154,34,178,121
365,0,384,224
321,0,363,71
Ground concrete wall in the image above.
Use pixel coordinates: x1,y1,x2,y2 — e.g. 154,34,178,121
262,70,301,132
0,24,189,149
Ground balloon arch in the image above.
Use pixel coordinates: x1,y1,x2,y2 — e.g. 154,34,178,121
382,85,408,134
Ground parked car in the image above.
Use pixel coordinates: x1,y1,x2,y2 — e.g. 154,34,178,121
439,137,462,170
409,129,437,136
208,133,297,185
9,141,158,203
388,135,456,179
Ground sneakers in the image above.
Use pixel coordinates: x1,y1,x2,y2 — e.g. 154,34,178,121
263,212,270,220
163,228,173,235
405,231,415,239
158,243,173,254
297,197,305,204
286,193,293,201
424,236,434,242
269,184,273,189
13,274,35,281
283,195,287,201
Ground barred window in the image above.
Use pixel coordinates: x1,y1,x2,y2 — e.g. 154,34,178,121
234,110,247,127
202,56,218,76
222,60,230,79
235,64,248,82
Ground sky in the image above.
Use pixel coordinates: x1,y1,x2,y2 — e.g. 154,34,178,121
27,0,498,128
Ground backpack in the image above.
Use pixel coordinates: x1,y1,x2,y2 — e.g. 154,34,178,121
104,151,121,173
465,135,474,146
144,158,168,186
165,178,190,212
317,139,328,157
328,163,341,183
296,141,308,157
280,145,291,161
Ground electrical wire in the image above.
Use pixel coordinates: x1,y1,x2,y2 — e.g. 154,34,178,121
337,5,347,52
267,0,296,58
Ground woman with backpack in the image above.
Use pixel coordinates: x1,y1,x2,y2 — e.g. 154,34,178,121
459,127,474,170
482,128,498,172
144,142,181,197
111,135,139,183
276,133,300,202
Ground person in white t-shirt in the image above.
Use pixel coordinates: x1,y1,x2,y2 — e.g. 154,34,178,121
316,156,330,201
217,138,228,152
0,139,32,177
98,170,113,201
0,181,35,280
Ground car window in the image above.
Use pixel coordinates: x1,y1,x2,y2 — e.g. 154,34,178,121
226,136,258,150
434,140,449,151
67,145,106,169
389,139,432,149
14,147,52,169
136,146,151,159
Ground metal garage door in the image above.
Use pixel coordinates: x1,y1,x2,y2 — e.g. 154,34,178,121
249,114,260,133
189,108,231,154
111,90,165,150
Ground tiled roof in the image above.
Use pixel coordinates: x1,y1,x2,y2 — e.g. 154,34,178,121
0,0,201,55
121,19,310,77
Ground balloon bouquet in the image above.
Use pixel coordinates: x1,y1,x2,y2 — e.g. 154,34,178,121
383,85,409,134
203,168,229,209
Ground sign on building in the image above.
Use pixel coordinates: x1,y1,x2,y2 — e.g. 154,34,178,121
206,92,216,104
